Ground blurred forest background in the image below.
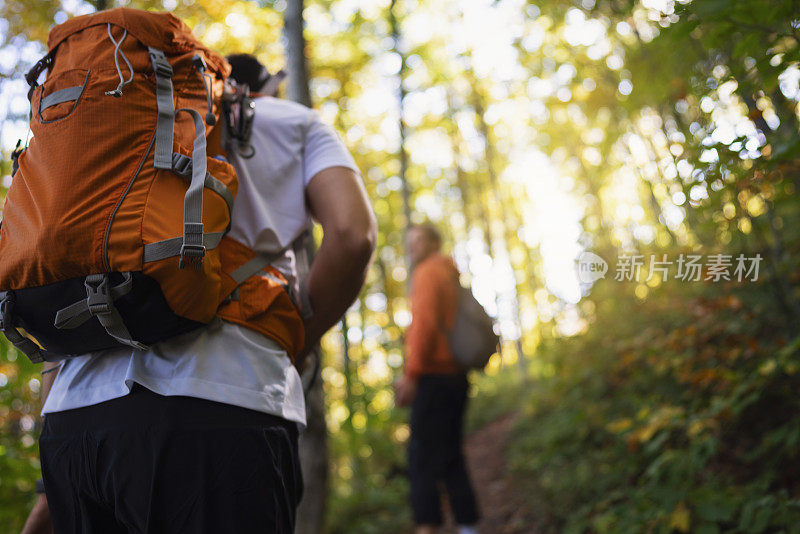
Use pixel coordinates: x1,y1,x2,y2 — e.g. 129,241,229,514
3,0,800,532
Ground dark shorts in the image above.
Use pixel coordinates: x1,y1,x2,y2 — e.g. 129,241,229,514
40,384,303,534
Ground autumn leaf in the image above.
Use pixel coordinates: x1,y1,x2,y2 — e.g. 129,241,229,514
669,501,692,533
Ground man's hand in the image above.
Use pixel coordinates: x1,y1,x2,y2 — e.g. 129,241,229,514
21,494,52,534
394,376,418,408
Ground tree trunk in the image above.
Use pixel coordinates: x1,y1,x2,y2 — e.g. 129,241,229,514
389,0,412,227
296,367,329,534
283,2,328,533
470,83,527,376
447,103,507,366
624,129,677,246
284,0,312,108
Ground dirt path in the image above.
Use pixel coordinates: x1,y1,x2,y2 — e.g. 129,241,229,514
442,413,539,534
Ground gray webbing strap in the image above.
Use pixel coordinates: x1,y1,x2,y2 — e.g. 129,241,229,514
40,86,83,112
143,231,225,263
220,234,313,316
175,108,207,269
229,248,291,285
82,274,147,350
147,47,174,170
171,152,234,217
96,306,147,350
54,272,134,330
224,239,302,304
0,292,49,363
293,230,314,320
226,272,285,303
202,174,234,219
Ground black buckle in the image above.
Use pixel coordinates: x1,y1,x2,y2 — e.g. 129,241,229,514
154,60,173,78
25,54,52,87
0,292,14,331
192,54,207,73
85,276,112,315
155,62,173,78
171,153,192,177
25,54,53,101
11,140,24,177
179,223,206,269
179,244,206,269
148,50,174,78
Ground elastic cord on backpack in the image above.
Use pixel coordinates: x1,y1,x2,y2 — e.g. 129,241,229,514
105,24,134,98
192,54,216,126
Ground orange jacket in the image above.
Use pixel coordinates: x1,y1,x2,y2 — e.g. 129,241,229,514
404,253,462,380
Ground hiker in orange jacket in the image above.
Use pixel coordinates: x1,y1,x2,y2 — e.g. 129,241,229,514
395,223,479,534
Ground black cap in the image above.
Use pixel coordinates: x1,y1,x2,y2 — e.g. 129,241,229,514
226,54,270,93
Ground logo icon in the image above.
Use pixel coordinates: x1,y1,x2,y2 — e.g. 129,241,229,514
576,251,608,283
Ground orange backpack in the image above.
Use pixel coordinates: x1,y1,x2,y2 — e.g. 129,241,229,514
0,8,304,363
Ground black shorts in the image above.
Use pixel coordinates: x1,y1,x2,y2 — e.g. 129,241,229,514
40,384,303,534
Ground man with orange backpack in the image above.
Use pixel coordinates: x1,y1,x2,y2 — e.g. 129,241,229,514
12,9,376,534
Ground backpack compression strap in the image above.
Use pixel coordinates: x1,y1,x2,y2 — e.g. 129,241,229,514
0,292,54,363
1,323,49,363
53,273,148,351
227,241,297,287
146,48,220,269
221,231,313,316
139,108,219,267
170,152,234,222
175,107,208,269
148,47,174,170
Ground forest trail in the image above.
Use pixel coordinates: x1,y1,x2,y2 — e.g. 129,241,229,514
442,413,540,534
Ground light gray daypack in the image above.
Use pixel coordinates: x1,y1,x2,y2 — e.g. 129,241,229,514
447,284,500,370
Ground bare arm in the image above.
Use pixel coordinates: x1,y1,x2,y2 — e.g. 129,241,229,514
301,166,377,356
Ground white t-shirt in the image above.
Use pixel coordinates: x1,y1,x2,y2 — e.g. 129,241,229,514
42,97,359,429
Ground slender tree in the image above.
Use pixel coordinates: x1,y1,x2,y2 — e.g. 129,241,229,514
389,0,412,228
444,92,507,365
283,2,328,532
284,0,311,108
470,81,528,375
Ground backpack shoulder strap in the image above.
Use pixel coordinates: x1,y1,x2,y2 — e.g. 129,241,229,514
229,240,297,286
292,229,314,320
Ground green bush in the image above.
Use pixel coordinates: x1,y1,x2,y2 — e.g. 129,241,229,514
507,278,800,533
0,341,43,531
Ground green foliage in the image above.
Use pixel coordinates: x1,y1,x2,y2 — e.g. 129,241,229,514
327,476,410,534
507,276,800,533
465,366,526,433
4,0,800,531
325,363,523,534
325,370,413,534
0,342,42,532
